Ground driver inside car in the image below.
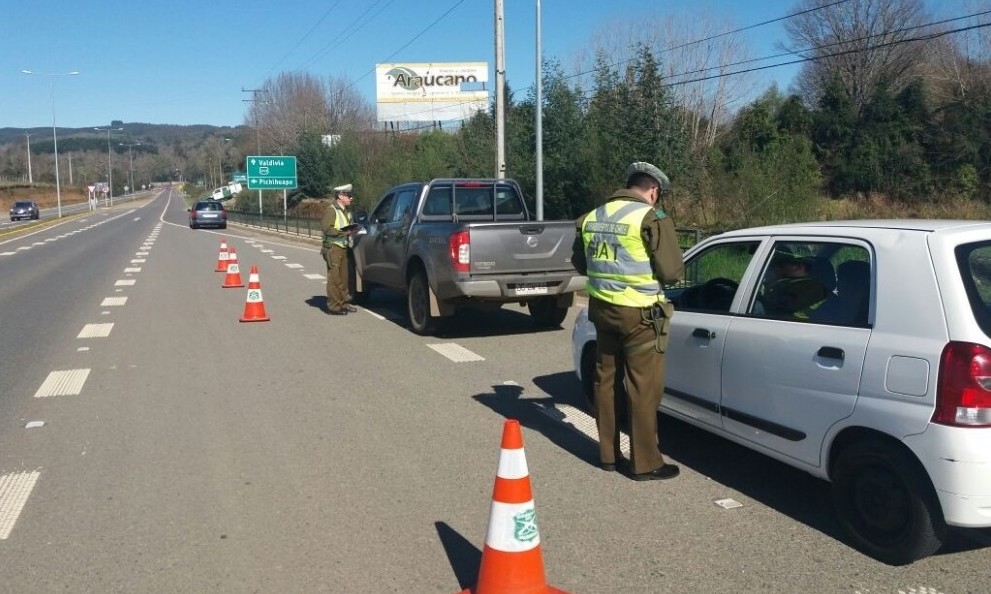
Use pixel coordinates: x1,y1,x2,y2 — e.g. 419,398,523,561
761,249,830,319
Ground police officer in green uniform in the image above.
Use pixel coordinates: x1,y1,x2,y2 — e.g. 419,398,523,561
572,162,685,480
321,183,356,315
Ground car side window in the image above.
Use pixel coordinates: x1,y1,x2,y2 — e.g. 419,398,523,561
390,190,417,224
371,193,396,223
750,241,872,325
670,241,760,313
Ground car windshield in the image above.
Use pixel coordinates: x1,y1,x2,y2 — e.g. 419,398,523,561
14,202,34,208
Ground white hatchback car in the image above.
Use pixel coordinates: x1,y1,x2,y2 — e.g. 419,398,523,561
571,220,991,565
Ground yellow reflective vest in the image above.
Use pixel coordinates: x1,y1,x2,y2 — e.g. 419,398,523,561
581,199,664,307
324,204,351,248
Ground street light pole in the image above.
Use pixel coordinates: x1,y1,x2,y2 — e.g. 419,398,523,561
24,133,33,184
120,142,140,194
95,124,123,206
21,69,79,218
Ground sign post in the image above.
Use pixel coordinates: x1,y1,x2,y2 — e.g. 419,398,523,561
246,155,298,215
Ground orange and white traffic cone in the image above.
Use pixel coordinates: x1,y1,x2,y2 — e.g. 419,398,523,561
215,238,229,272
239,265,270,322
457,419,569,594
222,247,245,288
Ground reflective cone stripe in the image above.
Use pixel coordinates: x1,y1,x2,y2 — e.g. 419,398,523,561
215,239,229,272
222,248,245,288
459,419,569,594
240,265,270,322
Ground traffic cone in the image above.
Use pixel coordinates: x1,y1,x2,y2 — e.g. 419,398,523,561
222,247,245,288
239,266,270,322
457,419,569,594
214,238,230,272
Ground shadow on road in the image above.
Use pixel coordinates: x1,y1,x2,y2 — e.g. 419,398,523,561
435,521,482,592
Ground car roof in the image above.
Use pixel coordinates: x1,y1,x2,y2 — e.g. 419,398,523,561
712,219,991,238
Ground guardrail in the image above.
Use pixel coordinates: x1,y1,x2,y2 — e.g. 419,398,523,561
227,210,323,240
226,208,707,249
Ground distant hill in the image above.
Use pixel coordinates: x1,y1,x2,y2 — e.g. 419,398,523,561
0,123,248,149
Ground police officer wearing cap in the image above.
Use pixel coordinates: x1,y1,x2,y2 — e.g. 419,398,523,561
572,161,685,480
321,183,357,315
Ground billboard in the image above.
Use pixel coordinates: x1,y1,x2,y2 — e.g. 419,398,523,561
376,62,488,123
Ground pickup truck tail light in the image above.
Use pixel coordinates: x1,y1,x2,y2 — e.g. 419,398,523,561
934,341,991,427
449,230,470,273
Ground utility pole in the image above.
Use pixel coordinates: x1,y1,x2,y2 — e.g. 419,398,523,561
24,133,33,184
535,0,543,220
243,87,270,215
494,0,506,179
94,123,123,206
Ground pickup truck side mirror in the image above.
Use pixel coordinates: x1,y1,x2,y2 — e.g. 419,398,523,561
354,212,369,225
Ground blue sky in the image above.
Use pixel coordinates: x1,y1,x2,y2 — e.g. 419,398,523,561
1,0,979,129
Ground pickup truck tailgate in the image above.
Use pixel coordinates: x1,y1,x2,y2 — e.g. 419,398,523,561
467,221,576,275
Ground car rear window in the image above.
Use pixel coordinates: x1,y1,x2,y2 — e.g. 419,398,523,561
196,202,223,211
956,241,991,336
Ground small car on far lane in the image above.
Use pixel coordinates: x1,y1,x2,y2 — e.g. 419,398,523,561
572,219,991,565
9,200,40,221
188,199,227,229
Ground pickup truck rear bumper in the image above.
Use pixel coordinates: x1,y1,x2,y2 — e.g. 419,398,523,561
442,272,586,300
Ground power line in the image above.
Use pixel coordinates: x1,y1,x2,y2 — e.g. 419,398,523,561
264,0,344,77
295,0,395,73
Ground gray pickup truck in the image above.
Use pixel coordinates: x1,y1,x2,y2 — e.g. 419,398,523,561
351,178,585,335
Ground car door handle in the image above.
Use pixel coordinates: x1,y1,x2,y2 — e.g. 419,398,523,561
817,346,845,361
692,328,715,339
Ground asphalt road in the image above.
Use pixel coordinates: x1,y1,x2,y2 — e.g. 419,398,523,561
1,189,989,593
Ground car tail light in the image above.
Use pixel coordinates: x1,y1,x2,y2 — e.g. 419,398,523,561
449,230,470,273
934,341,991,427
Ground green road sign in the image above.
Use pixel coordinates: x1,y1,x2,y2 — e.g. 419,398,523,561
246,155,297,189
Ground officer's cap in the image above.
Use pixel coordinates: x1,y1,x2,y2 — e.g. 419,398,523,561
333,183,353,195
626,162,670,191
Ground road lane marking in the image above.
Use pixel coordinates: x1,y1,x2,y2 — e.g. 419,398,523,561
427,343,485,362
124,267,141,273
115,279,136,286
34,369,90,397
272,255,287,260
0,470,41,539
101,297,127,306
130,259,146,263
304,274,324,280
536,402,630,458
286,263,304,269
78,323,114,338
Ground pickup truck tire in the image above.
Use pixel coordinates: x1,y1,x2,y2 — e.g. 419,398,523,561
407,270,438,335
527,297,568,328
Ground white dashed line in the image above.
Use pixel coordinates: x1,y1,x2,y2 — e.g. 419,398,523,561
304,274,325,280
115,279,136,286
130,259,146,263
285,263,304,269
34,369,90,397
272,255,287,260
124,267,141,273
427,343,485,362
101,297,127,306
77,323,114,338
536,402,630,457
261,249,274,253
0,470,41,539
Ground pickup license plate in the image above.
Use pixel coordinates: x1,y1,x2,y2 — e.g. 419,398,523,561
514,282,548,296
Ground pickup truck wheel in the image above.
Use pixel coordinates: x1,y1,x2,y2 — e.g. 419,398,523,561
831,439,945,565
528,297,568,328
407,271,438,335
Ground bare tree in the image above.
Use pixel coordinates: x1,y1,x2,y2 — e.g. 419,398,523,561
325,76,376,134
572,9,758,156
919,0,991,102
783,0,931,111
249,72,330,153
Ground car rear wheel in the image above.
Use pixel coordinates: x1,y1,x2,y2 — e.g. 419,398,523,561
831,438,945,565
528,296,568,328
407,270,438,336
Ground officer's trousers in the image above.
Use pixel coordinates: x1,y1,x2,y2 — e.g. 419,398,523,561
323,244,350,311
589,299,668,475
